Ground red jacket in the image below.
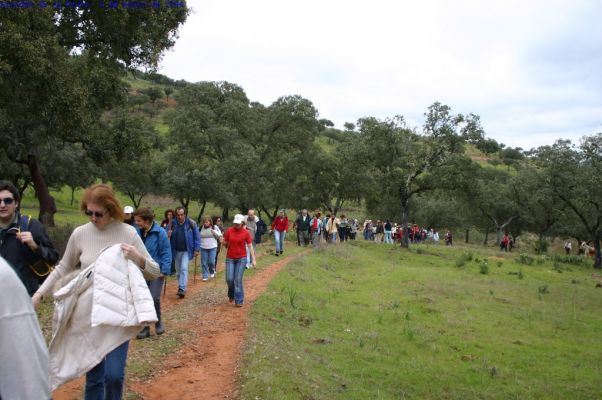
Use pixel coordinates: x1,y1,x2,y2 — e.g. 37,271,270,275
271,216,289,232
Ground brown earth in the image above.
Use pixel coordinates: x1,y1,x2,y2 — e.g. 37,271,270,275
52,250,306,400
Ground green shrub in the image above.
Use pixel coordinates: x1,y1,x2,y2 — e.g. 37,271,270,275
517,254,534,265
479,260,489,275
549,254,587,266
46,224,75,256
532,239,549,255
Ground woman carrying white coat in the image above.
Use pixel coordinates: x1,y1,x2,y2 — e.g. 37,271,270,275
32,184,159,400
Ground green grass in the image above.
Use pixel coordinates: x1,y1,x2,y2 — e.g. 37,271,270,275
240,241,602,399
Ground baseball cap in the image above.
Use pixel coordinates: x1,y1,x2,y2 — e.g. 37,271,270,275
124,206,134,214
233,214,245,224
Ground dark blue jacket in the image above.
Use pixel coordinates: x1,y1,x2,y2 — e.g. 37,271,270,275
168,218,200,259
137,221,172,275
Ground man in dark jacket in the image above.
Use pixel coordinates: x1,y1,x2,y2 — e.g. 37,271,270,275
0,180,59,296
294,209,311,246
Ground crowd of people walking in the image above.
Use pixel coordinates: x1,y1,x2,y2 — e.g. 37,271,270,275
0,179,591,399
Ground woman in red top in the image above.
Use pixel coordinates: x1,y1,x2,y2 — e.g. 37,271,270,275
223,214,255,306
271,209,289,256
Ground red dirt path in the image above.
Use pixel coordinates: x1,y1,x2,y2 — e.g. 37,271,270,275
52,251,305,400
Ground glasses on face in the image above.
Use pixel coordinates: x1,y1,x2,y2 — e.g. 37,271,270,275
0,197,15,206
85,210,106,219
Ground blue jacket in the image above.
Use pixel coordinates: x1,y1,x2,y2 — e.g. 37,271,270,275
168,218,200,259
137,222,172,275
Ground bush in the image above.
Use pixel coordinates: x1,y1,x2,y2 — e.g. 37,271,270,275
46,224,75,257
479,261,489,275
532,239,549,255
548,254,587,266
517,254,535,265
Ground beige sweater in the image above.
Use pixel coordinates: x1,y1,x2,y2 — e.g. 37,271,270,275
37,221,159,296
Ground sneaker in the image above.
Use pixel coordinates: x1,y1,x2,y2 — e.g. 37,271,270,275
210,273,215,278
177,289,185,298
202,277,208,281
244,264,250,269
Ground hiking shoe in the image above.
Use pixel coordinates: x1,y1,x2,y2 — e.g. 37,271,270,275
177,289,185,298
235,303,243,307
136,326,150,340
202,277,208,281
275,252,280,256
155,321,165,335
210,273,215,278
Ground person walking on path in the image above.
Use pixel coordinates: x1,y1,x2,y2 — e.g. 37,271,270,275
325,214,340,243
223,214,256,306
294,209,311,246
199,216,222,281
245,209,259,268
564,240,572,255
271,209,289,256
168,206,200,298
0,180,59,296
310,210,322,246
213,216,224,270
134,207,172,339
32,183,160,400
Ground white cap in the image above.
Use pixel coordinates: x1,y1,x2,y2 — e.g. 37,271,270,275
233,214,245,224
124,206,134,214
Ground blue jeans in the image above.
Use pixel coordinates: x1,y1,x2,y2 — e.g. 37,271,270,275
274,230,286,253
201,247,217,278
85,341,129,400
384,231,392,243
174,251,189,291
329,233,337,243
225,257,246,304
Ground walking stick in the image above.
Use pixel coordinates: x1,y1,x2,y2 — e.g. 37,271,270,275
162,276,167,299
193,253,198,283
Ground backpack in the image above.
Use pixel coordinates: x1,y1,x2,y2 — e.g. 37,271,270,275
19,215,54,281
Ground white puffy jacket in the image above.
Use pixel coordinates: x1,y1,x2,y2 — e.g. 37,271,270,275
49,244,157,390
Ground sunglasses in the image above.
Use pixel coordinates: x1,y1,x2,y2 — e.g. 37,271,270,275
0,197,15,205
85,210,106,218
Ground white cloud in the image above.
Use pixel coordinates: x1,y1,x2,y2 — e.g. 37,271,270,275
160,0,602,149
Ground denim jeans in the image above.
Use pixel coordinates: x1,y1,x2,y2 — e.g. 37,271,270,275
85,340,129,400
174,251,189,291
201,247,217,278
274,230,286,253
384,231,392,243
311,232,321,246
329,233,337,243
225,257,246,304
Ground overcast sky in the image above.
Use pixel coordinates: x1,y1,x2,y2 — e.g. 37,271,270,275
159,0,602,150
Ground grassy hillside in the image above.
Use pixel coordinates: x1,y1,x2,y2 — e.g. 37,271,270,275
240,241,602,399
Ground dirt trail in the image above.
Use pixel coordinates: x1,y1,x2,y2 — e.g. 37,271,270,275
52,251,305,400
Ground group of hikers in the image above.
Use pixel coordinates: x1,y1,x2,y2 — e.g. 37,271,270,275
6,178,590,399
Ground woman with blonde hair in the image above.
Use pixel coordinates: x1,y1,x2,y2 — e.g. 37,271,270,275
32,184,160,400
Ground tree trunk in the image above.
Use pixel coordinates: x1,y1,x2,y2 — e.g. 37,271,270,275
400,199,410,248
70,186,76,206
27,154,56,226
483,227,489,246
196,201,207,223
222,207,229,223
179,198,190,210
465,228,469,243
